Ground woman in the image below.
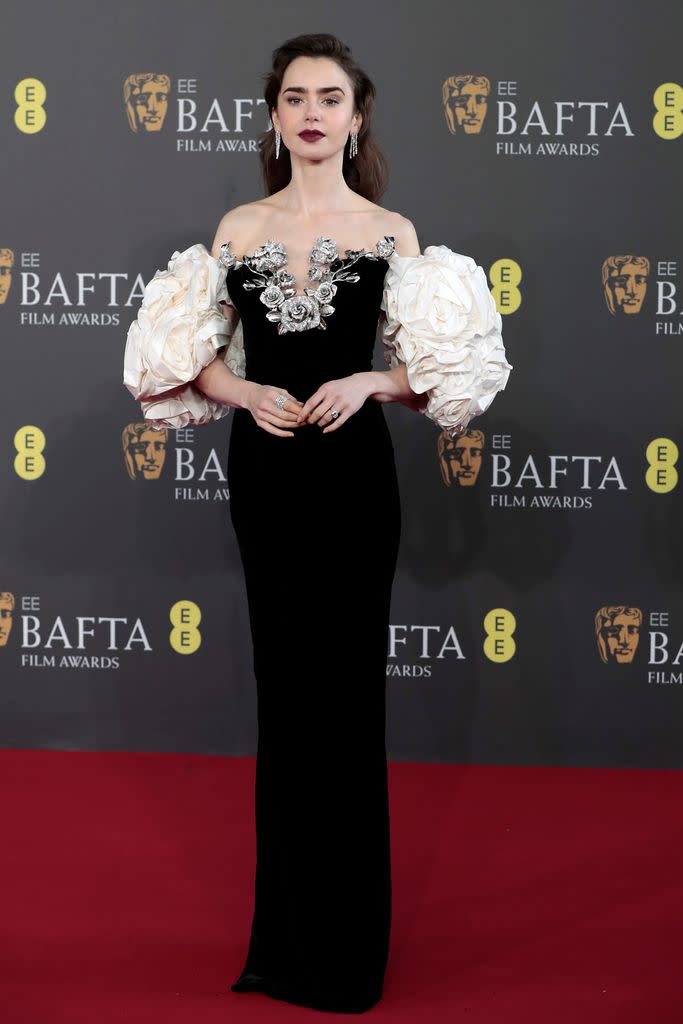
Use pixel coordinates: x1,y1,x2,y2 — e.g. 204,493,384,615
124,32,511,1014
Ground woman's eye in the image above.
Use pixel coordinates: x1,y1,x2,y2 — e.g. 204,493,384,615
286,96,340,105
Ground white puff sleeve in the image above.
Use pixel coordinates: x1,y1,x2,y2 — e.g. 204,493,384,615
123,242,245,430
380,244,512,436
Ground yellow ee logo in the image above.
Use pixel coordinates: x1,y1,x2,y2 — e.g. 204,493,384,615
14,425,46,479
645,437,678,493
483,607,516,662
652,83,682,140
489,259,522,315
169,600,202,654
14,78,47,134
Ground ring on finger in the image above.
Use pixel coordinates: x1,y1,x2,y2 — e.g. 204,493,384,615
274,393,288,410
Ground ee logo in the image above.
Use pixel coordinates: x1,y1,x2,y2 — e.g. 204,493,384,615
489,259,522,315
170,600,202,654
15,78,47,134
652,83,682,140
645,437,678,494
483,607,516,663
14,425,46,479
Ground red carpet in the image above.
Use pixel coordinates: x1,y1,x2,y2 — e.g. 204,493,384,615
1,750,681,1022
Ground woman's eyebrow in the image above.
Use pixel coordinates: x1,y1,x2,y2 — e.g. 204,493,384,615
282,85,345,95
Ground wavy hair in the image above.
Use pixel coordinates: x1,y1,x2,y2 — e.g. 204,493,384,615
258,33,388,202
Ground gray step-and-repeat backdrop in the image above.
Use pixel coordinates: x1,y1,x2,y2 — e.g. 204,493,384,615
1,2,681,766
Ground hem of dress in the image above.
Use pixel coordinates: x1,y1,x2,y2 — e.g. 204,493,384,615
230,969,384,1014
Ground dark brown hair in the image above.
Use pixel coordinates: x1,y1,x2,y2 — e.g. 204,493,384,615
258,33,388,202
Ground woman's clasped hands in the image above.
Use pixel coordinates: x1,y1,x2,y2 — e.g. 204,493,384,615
246,375,372,437
297,374,372,433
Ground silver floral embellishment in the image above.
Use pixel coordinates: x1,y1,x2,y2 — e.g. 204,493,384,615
310,237,338,265
249,239,287,273
260,284,285,308
315,280,337,305
374,235,396,260
272,294,322,332
222,234,396,334
218,242,237,271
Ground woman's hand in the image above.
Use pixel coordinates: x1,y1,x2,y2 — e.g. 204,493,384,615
296,373,375,433
245,383,305,438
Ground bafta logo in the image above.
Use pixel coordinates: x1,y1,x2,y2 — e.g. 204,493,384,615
602,256,650,316
438,429,484,487
0,248,14,304
442,75,490,134
0,592,15,647
594,605,643,664
122,422,168,480
123,73,171,133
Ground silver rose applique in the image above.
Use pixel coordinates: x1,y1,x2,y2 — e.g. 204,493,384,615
220,234,395,335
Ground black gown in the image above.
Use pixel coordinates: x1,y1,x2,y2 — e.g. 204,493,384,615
224,239,401,1013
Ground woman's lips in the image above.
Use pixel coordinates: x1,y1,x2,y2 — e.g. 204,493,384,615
299,130,325,141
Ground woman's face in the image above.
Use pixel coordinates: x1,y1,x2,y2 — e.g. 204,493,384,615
272,56,360,159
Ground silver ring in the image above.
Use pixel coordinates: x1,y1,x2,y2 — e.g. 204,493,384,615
274,393,287,410
330,409,340,420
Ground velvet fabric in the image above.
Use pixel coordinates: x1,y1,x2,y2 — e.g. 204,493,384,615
226,253,400,1013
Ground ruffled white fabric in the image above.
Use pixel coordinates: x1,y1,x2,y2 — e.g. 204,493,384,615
380,244,512,436
123,242,245,430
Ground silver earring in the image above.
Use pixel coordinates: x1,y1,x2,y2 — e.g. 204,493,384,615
348,130,358,158
274,128,281,159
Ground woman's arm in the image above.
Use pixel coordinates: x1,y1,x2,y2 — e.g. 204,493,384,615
195,210,306,436
193,211,258,411
363,362,429,411
194,352,256,411
365,214,428,410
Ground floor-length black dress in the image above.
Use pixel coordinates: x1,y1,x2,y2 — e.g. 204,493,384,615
222,235,401,1013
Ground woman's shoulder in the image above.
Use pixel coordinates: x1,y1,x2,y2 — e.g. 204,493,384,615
349,201,419,256
375,206,420,257
210,198,420,258
210,201,271,259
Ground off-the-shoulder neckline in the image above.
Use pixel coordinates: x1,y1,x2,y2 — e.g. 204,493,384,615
218,234,396,297
221,234,395,263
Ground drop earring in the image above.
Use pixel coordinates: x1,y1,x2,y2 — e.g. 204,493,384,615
348,130,358,158
274,128,281,159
